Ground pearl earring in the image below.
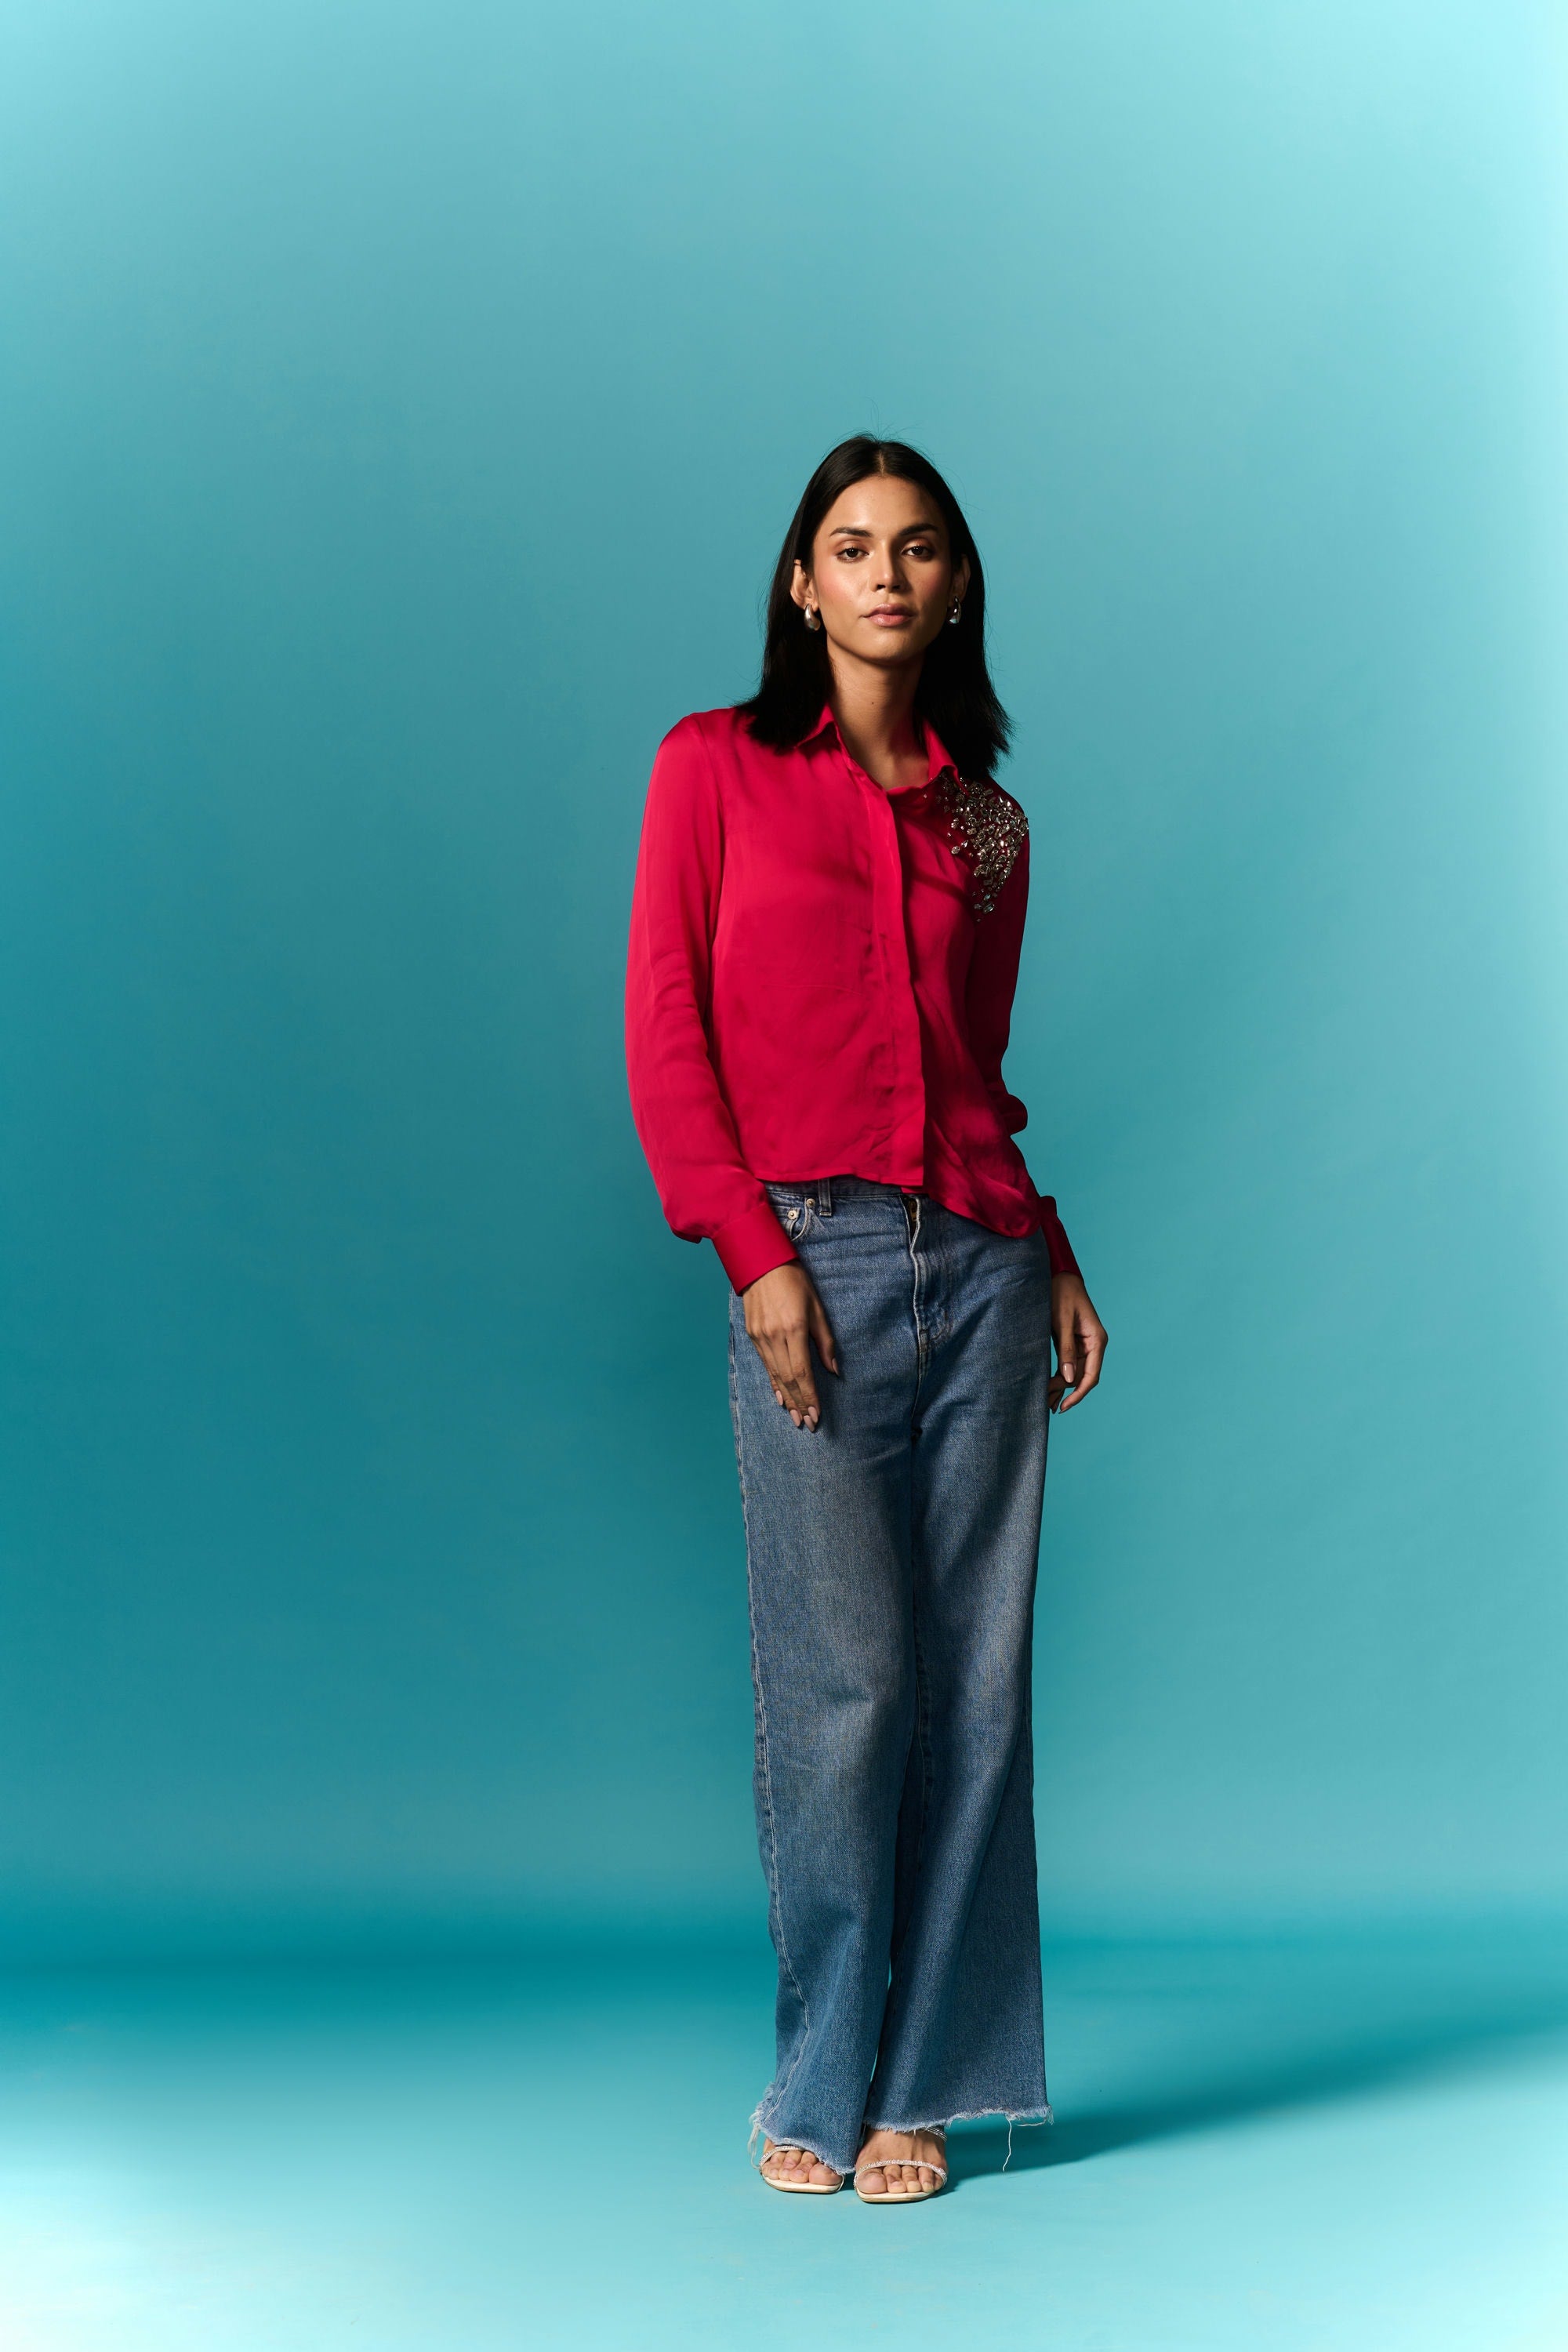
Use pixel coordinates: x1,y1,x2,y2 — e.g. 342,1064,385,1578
946,599,963,626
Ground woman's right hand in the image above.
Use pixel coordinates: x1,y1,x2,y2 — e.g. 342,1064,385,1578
742,1261,840,1432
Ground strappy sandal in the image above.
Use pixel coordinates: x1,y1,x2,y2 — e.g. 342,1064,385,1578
853,2131,947,2204
758,2142,844,2194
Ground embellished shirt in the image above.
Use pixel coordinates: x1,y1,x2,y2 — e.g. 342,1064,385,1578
624,699,1082,1294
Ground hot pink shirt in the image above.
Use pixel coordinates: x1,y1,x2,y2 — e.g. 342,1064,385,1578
624,701,1082,1294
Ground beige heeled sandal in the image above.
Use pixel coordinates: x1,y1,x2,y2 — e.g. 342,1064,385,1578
853,2131,947,2204
758,2142,844,2194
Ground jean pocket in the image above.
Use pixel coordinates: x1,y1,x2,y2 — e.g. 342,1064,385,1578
764,1185,811,1241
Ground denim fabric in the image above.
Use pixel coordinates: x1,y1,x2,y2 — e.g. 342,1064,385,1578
727,1173,1054,2178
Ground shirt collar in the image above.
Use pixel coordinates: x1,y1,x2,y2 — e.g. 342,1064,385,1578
795,701,957,784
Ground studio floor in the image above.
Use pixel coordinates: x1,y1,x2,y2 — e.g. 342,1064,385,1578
0,1929,1564,2349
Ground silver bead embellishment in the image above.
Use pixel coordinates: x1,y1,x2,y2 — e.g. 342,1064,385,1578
930,770,1028,916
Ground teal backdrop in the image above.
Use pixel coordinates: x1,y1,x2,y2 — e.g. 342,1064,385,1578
2,0,1564,1963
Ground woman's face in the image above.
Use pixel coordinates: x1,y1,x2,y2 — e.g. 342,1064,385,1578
791,474,969,670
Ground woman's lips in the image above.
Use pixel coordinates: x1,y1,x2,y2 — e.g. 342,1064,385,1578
866,608,915,626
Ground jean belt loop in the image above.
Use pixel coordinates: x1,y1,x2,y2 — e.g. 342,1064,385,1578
818,1175,833,1216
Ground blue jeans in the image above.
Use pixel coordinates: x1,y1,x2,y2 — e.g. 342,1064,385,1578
727,1174,1054,2177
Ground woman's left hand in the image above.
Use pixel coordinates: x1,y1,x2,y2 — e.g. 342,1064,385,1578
1049,1275,1107,1413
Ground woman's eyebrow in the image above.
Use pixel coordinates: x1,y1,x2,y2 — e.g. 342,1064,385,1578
826,522,942,540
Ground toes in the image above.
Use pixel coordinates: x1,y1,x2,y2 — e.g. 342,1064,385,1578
763,2141,840,2187
855,2136,947,2194
848,2134,942,2197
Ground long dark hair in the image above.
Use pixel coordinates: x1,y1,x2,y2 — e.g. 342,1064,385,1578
735,436,1011,777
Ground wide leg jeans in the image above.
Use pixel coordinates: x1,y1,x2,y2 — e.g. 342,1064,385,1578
727,1174,1054,2179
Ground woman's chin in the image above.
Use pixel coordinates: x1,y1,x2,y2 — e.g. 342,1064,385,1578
842,627,928,664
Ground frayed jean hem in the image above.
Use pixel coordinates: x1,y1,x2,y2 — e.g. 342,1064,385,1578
860,2103,1054,2132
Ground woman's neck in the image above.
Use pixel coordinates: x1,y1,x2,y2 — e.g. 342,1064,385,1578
827,658,926,793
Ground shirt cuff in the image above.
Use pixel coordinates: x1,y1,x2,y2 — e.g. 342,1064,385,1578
1039,1197,1082,1280
711,1196,800,1294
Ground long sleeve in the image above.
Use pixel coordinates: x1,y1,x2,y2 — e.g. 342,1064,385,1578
624,719,800,1293
964,827,1083,1280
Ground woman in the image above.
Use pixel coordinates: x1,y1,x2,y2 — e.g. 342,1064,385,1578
624,437,1107,2204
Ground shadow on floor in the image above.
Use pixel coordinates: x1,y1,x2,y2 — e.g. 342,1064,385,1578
949,1976,1568,2186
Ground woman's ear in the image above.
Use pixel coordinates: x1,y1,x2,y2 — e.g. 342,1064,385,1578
789,558,814,612
951,554,972,606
